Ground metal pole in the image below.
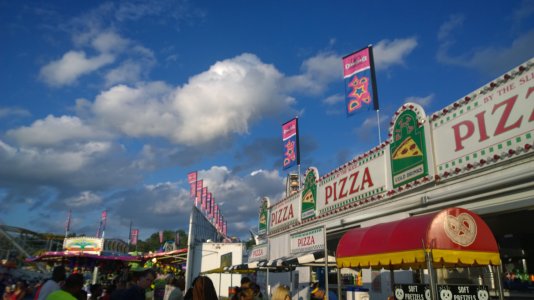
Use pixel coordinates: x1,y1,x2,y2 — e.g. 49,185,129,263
324,226,329,299
336,267,342,300
376,109,382,144
425,250,438,300
185,205,196,290
494,264,505,300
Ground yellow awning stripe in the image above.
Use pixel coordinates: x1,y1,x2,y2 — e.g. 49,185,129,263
336,249,500,269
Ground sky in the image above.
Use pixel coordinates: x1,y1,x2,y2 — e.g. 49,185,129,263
0,0,533,243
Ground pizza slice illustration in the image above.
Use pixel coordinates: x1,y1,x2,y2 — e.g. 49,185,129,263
392,137,423,160
302,190,315,203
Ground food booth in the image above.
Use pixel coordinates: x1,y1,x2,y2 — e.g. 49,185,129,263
336,207,502,300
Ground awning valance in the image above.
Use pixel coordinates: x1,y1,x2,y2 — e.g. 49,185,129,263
336,207,500,269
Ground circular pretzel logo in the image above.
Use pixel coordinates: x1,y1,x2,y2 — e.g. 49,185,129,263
443,212,477,246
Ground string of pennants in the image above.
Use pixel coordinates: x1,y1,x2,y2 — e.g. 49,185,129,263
187,171,227,237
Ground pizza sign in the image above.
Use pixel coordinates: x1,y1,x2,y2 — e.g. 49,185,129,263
390,104,430,188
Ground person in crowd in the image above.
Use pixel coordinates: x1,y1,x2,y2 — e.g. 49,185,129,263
163,276,176,300
89,284,103,300
240,278,251,289
238,286,254,300
168,276,185,300
189,276,217,300
3,285,13,300
251,283,262,300
120,268,156,300
310,282,337,300
270,284,290,300
46,273,84,300
10,281,27,300
37,266,66,300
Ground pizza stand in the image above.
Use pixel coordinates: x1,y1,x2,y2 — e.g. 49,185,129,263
336,207,503,300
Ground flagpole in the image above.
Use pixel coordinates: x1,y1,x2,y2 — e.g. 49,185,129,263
376,109,382,144
368,44,381,145
128,220,132,250
65,209,71,238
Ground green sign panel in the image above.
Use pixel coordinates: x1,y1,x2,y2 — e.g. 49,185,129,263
258,197,269,235
390,109,428,188
301,168,318,220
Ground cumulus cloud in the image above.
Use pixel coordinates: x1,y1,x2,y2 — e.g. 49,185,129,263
373,37,418,70
93,54,293,146
437,15,534,75
0,107,31,119
91,31,130,53
39,51,115,86
6,115,110,147
404,94,435,108
65,191,102,207
286,52,342,95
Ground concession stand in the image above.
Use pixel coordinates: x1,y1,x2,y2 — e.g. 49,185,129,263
336,207,502,300
256,57,534,300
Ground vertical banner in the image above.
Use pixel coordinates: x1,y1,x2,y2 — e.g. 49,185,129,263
282,118,300,170
343,46,379,116
201,187,208,211
175,231,180,247
159,230,164,244
207,193,212,216
187,171,197,184
65,209,72,233
188,171,198,199
210,196,215,218
101,210,107,231
131,229,139,246
195,180,203,207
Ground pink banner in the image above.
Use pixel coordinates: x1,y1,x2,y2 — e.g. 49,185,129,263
187,171,197,184
343,47,370,78
131,229,139,245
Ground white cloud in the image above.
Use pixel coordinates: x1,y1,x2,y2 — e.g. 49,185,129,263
6,115,109,147
39,51,115,86
105,61,143,86
0,107,31,118
0,139,113,177
286,52,341,95
322,94,344,105
93,54,293,146
404,94,435,108
91,31,129,53
437,15,534,75
373,37,418,70
66,191,102,207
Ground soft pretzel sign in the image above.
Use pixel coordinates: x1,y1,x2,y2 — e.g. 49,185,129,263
432,59,534,179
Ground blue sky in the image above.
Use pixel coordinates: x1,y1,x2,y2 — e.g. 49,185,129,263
1,0,533,242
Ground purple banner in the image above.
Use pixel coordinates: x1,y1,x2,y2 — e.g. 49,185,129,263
343,46,379,116
282,118,299,170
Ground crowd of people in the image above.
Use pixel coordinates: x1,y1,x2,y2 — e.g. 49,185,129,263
2,265,337,300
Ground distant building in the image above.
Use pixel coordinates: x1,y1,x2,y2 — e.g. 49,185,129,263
285,173,299,196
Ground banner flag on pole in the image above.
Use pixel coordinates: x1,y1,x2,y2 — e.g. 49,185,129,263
159,230,164,244
210,197,215,218
188,171,198,198
207,193,212,215
201,187,208,211
101,210,107,232
343,45,379,116
282,117,300,170
131,229,139,246
195,180,203,207
187,171,197,184
65,209,71,233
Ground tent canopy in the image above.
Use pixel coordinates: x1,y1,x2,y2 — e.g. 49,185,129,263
336,207,500,269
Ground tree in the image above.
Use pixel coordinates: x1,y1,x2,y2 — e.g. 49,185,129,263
137,230,188,253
